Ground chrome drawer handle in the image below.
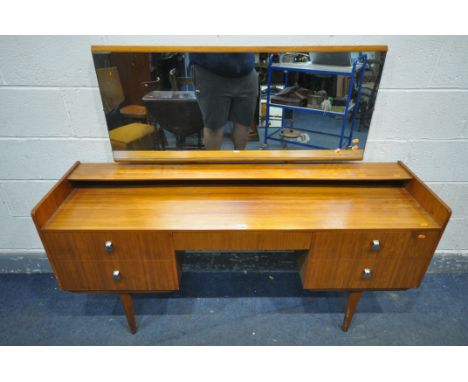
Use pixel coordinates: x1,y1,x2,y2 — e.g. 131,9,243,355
362,268,373,280
371,240,381,252
112,270,121,281
104,241,114,253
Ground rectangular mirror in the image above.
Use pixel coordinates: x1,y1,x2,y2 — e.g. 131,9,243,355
91,46,387,162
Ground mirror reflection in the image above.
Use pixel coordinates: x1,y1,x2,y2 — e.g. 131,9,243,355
92,50,386,152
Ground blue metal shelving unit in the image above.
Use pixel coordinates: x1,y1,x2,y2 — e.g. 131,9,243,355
264,54,367,149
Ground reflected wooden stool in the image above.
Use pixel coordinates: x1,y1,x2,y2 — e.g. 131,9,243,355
109,122,155,151
119,105,147,121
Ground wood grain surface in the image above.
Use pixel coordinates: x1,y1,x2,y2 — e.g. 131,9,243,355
112,149,364,163
173,232,312,250
42,231,181,292
69,162,412,182
31,161,81,289
31,160,451,333
342,292,362,331
91,45,389,53
43,231,176,261
307,230,440,260
300,258,433,289
299,230,441,289
43,185,439,231
399,161,452,227
53,259,180,291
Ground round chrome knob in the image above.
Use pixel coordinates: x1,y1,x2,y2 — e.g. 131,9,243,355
371,240,381,252
104,241,113,253
362,268,373,280
112,270,121,281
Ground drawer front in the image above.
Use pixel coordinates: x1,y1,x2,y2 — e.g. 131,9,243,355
310,230,440,260
54,259,180,291
301,230,441,289
173,231,311,250
302,257,430,289
43,231,175,262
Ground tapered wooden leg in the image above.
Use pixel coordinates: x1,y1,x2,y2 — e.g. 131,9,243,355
341,291,362,332
119,293,137,334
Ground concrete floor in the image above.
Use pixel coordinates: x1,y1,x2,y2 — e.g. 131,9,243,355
0,271,467,345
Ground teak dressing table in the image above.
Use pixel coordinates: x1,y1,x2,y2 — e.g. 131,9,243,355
32,160,451,334
31,44,450,334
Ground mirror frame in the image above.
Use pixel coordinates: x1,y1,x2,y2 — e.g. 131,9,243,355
91,45,388,163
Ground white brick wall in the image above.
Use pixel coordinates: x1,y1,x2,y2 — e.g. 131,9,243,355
0,35,467,265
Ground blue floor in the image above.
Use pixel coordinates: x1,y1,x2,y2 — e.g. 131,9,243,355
252,111,368,151
164,111,369,151
0,272,467,345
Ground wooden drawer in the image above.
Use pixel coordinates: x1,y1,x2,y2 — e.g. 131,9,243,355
309,230,440,260
300,230,441,289
43,231,175,262
173,231,311,250
302,257,430,289
54,259,180,291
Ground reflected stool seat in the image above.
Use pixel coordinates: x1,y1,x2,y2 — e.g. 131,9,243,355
109,122,155,150
119,105,147,120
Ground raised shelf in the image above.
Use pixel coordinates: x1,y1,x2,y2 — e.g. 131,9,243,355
112,149,364,163
68,163,412,182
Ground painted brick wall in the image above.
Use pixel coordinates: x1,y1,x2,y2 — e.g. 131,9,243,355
0,35,467,271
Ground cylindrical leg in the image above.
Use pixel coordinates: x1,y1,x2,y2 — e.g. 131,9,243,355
119,293,137,335
341,291,362,332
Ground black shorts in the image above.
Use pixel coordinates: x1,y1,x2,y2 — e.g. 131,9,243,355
192,64,258,130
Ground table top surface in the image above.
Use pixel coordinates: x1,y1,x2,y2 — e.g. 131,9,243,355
43,184,439,231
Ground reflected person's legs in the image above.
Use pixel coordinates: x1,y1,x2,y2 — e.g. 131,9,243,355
229,69,258,150
232,123,250,150
203,126,224,150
